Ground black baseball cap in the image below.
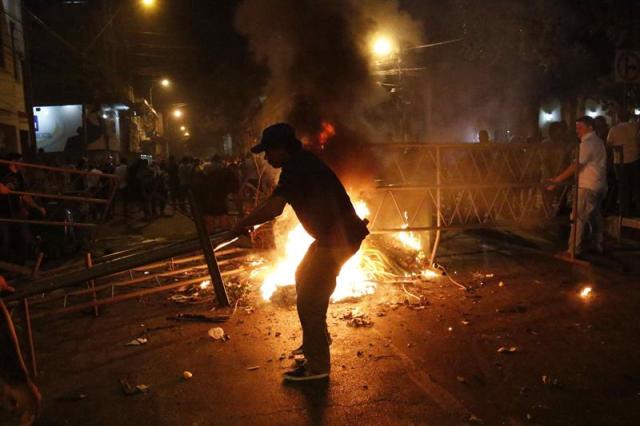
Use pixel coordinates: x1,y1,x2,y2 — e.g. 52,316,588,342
250,123,301,154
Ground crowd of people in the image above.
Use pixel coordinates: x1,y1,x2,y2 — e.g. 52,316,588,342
0,150,267,272
112,153,266,229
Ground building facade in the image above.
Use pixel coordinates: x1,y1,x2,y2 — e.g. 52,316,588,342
0,0,30,155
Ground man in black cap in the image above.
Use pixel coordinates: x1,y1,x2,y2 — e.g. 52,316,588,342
233,123,369,381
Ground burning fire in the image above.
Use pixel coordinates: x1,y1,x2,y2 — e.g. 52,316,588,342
260,201,375,302
258,198,439,302
580,286,593,299
396,211,422,251
318,121,336,149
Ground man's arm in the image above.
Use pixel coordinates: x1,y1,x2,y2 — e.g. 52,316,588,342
551,162,577,183
233,195,287,232
546,162,577,191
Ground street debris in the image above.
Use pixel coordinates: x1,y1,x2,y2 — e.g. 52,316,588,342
168,293,204,304
498,281,504,287
168,313,230,323
541,375,562,388
468,414,484,424
341,308,374,327
270,286,297,307
183,371,193,380
124,337,148,346
119,378,150,396
246,366,260,371
56,392,87,402
496,305,528,314
208,327,229,341
497,346,518,353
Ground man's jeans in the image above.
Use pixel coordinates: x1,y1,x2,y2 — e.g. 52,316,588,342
569,188,605,255
295,241,360,374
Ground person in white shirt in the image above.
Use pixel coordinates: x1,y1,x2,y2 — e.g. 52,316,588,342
547,116,607,256
607,109,639,215
114,158,128,217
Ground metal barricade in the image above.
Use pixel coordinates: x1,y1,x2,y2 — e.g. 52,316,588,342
367,143,576,261
0,159,119,228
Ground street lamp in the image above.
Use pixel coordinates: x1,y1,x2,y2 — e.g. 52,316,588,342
141,0,156,8
149,78,171,107
173,109,183,118
371,34,395,59
180,125,186,131
184,132,190,137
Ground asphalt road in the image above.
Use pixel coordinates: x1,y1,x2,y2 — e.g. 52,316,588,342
18,230,640,426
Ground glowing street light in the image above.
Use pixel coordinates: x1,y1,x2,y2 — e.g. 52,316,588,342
184,132,190,137
149,77,171,106
180,125,186,131
173,109,183,118
141,0,155,8
371,34,395,58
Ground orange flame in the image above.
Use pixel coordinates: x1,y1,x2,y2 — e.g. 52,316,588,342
318,121,336,149
256,198,440,303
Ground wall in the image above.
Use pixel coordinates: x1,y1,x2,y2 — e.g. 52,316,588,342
0,0,29,154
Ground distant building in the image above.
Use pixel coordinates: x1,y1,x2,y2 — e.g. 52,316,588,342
0,0,31,154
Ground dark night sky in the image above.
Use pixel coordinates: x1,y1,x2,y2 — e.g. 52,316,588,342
24,0,640,148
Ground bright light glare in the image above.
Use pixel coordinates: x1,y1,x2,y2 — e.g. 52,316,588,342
173,109,183,118
372,35,394,57
180,125,186,131
580,286,593,299
634,108,640,115
141,0,155,7
184,132,190,137
160,78,170,87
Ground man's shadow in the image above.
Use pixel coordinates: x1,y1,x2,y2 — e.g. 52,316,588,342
283,379,330,425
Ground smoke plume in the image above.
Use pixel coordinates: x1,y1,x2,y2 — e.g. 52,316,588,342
235,0,422,185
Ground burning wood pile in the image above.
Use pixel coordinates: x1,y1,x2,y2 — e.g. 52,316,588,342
167,197,439,309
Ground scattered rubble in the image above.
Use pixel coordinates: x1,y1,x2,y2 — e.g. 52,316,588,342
246,366,260,371
541,375,562,388
497,346,518,353
168,313,230,323
183,371,193,380
208,327,229,341
119,378,149,396
341,309,374,327
125,337,148,346
496,305,528,314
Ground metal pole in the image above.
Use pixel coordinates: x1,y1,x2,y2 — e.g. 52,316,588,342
31,275,220,320
187,189,230,307
429,146,442,264
570,142,580,261
23,298,37,377
5,230,234,302
85,252,99,316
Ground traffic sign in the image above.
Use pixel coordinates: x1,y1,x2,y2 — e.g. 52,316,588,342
615,50,640,83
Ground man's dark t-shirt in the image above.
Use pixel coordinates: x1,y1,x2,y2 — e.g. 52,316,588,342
273,150,368,247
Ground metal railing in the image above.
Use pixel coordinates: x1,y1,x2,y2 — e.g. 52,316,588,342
0,159,119,228
367,142,576,261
